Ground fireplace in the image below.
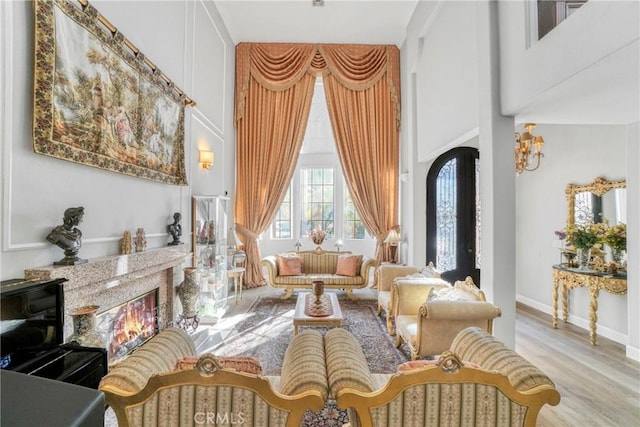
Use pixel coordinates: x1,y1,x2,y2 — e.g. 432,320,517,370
24,246,187,348
96,289,158,363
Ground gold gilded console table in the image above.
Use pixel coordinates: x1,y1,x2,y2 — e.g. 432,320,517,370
552,264,627,345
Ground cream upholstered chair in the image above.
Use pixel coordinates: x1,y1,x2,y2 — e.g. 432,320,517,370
376,262,447,335
393,276,502,360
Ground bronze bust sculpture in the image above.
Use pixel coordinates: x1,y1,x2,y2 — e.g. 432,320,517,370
168,212,182,246
47,206,87,265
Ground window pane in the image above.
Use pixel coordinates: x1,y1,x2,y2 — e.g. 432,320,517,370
344,185,366,240
271,186,291,239
302,168,334,238
436,158,457,271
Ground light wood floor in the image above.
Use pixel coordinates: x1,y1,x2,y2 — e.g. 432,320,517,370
515,302,640,426
198,286,640,426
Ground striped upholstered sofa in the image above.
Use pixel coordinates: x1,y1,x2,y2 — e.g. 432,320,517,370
98,327,374,427
262,248,375,299
336,326,560,427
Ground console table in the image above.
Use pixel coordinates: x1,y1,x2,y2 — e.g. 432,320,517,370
552,264,627,345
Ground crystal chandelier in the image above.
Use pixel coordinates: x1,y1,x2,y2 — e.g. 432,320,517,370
514,123,545,174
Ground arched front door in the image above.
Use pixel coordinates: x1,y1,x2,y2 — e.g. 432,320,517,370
426,147,480,286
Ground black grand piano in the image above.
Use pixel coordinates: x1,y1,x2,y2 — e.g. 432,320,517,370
1,278,107,389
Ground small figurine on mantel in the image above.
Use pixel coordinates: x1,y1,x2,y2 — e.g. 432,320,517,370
135,228,147,252
120,230,132,254
167,212,182,246
46,206,87,266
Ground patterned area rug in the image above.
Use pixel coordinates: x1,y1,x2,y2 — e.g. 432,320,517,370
214,296,409,375
213,295,410,427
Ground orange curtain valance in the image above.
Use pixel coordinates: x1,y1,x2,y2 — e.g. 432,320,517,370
235,42,400,127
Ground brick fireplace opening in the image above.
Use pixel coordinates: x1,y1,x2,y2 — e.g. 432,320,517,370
96,289,158,364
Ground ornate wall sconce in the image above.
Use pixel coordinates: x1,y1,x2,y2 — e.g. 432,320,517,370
199,150,214,170
515,123,544,174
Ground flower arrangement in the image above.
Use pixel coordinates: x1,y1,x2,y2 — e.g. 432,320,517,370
565,222,605,250
554,230,566,240
602,222,626,251
308,227,327,245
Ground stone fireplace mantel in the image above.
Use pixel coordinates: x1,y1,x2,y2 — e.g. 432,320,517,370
25,245,188,340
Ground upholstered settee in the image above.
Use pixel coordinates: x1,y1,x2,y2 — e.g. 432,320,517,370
99,326,374,427
336,326,561,427
393,276,502,360
262,248,375,299
376,262,448,334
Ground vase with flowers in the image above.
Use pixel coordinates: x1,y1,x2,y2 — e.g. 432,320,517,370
602,222,626,265
308,227,327,247
565,222,605,270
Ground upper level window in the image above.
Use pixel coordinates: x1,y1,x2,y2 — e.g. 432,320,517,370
538,0,588,40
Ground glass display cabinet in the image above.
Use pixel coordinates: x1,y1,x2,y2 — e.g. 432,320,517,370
192,195,229,321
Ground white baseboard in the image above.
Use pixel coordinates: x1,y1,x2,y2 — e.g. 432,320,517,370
626,345,640,362
515,294,628,347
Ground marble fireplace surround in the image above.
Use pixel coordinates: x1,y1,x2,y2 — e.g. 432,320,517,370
24,245,188,340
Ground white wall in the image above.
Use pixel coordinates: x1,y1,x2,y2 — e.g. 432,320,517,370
1,0,235,280
416,1,479,162
499,0,639,123
401,1,637,358
515,124,629,341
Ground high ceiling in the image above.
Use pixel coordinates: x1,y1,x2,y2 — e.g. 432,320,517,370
214,0,418,46
214,0,639,125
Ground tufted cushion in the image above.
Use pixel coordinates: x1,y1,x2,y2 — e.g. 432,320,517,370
451,327,556,392
278,329,329,399
324,328,374,397
174,355,263,375
277,254,302,276
335,255,362,277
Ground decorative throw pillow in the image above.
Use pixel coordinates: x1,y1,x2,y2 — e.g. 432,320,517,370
420,261,442,278
276,254,302,276
398,358,482,372
335,255,362,277
174,355,263,375
425,286,466,303
397,359,438,371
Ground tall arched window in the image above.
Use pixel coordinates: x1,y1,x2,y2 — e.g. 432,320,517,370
426,147,480,286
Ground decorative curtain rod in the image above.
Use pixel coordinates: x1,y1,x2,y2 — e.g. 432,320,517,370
76,0,196,107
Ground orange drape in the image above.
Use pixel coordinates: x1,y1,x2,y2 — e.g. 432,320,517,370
320,45,400,265
234,43,400,286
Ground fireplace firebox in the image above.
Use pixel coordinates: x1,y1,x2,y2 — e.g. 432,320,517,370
96,289,158,364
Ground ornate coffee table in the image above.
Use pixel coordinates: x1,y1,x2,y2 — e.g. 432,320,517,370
293,292,343,335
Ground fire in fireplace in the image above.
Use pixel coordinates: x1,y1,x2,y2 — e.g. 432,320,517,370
96,289,158,363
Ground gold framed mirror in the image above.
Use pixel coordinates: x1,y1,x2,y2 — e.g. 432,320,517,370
566,176,626,229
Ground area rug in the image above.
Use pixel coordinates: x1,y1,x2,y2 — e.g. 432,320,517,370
211,296,410,427
213,296,410,375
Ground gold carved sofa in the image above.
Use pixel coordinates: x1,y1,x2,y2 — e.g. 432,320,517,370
336,327,561,427
99,327,375,427
376,262,448,335
393,277,502,360
262,248,374,299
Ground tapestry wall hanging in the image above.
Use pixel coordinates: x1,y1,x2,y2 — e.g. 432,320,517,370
33,0,194,185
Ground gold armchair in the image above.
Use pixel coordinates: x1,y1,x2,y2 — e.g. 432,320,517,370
376,262,448,335
393,277,502,360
